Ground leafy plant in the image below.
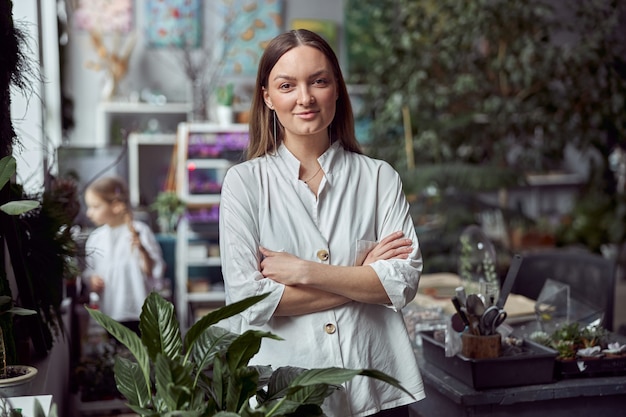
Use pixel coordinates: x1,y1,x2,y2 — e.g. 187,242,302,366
348,0,626,172
530,322,609,360
86,292,412,416
150,191,186,234
346,0,626,257
0,295,35,379
216,83,235,107
0,154,81,362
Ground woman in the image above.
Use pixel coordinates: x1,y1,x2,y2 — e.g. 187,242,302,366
219,29,424,416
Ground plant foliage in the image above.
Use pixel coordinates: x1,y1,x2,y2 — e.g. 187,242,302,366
347,0,626,173
87,292,412,416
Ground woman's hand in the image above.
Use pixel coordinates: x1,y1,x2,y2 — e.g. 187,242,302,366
259,247,306,286
362,231,413,265
90,274,105,292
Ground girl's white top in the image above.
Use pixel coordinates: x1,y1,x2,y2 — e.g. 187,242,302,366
84,220,165,322
219,142,425,416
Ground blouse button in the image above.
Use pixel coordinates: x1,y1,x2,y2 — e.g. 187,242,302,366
325,323,336,334
317,249,329,261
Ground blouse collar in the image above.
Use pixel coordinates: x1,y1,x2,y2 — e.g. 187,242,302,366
275,141,343,185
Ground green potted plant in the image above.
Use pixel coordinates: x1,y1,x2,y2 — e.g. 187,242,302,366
0,295,37,398
215,83,235,125
346,0,626,258
0,156,39,397
1,0,80,369
86,292,412,416
149,191,186,235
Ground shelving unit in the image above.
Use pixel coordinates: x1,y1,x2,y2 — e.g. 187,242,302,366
96,101,191,147
174,122,249,331
127,132,177,207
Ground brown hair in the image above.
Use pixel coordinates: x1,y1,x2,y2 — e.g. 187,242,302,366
86,176,130,207
247,29,361,159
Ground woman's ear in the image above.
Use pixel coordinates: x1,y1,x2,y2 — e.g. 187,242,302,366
262,88,273,109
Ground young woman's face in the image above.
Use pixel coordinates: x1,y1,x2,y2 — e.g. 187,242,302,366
263,45,338,143
85,190,118,227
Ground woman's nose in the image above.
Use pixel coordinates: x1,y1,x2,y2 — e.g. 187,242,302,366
297,86,313,105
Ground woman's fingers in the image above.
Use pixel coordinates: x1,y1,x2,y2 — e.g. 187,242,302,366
363,231,413,265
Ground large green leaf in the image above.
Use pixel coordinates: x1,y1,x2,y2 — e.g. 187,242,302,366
154,353,199,412
0,200,40,215
184,293,271,349
264,400,324,417
260,367,336,412
227,330,282,372
288,368,414,400
87,307,151,390
0,155,16,189
211,353,227,409
191,325,238,373
226,366,260,412
140,292,183,363
114,356,152,409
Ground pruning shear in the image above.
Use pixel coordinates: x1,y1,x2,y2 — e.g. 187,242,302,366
479,305,507,336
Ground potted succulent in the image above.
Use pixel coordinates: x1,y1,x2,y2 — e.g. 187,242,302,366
149,191,186,235
86,292,412,416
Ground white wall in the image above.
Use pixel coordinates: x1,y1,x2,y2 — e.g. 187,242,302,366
10,0,62,193
65,0,345,147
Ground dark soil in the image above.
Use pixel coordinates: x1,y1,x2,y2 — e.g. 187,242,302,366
0,367,29,379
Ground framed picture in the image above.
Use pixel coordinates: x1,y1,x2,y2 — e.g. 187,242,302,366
291,19,338,52
145,0,202,47
220,0,284,76
73,0,133,33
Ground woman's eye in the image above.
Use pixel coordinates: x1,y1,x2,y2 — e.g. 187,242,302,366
313,78,329,86
279,83,292,90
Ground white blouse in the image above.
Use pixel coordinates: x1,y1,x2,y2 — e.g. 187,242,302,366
219,142,425,416
83,221,165,322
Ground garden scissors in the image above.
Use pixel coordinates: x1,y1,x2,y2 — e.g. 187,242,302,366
479,305,507,335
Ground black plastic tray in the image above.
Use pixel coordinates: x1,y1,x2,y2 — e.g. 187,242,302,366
420,331,557,389
556,355,626,378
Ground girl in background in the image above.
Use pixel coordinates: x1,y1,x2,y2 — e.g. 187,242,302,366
83,176,165,333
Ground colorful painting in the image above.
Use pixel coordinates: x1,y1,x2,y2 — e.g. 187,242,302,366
145,0,202,47
291,19,338,52
220,0,284,77
73,0,133,33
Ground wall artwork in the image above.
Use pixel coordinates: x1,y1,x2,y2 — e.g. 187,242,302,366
145,0,202,47
73,0,133,33
220,0,284,77
291,19,338,53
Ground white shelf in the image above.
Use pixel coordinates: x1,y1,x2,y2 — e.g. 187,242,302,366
187,291,226,303
187,257,222,267
96,101,191,147
99,101,191,113
175,122,249,332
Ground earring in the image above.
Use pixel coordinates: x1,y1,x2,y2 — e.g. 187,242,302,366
272,110,278,155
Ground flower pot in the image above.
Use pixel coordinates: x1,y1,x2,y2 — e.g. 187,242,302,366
215,105,234,125
0,365,38,397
